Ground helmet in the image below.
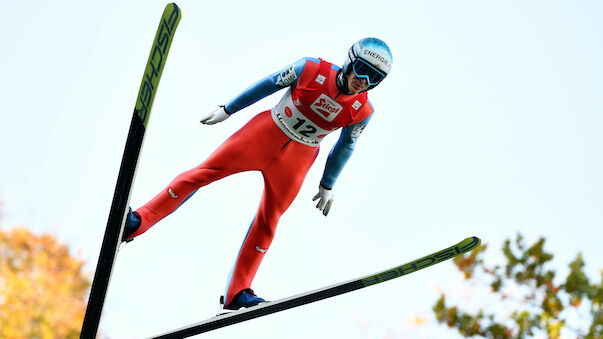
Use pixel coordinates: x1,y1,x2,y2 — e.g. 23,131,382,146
341,37,393,91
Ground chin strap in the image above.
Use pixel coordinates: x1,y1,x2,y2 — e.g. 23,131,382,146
336,69,353,95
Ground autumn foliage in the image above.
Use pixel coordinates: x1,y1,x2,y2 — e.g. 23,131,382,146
433,234,603,338
0,225,90,338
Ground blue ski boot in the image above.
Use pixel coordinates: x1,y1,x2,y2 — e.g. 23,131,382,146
122,207,141,242
221,289,266,311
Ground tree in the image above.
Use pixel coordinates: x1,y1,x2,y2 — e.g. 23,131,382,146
433,234,603,339
0,205,90,339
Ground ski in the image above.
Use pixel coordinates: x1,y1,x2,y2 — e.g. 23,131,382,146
151,236,481,339
80,4,181,338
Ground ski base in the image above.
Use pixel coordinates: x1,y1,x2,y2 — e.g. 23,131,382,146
151,236,481,339
80,4,181,338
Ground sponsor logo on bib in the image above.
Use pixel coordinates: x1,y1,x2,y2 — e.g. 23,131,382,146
310,94,343,122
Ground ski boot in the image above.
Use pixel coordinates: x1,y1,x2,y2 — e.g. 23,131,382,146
122,207,141,242
219,289,266,313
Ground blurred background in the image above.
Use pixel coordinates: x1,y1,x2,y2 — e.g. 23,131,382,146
0,1,601,338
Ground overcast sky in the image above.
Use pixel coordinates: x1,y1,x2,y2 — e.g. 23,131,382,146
1,1,602,338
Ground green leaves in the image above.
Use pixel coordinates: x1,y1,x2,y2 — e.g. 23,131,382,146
433,233,603,338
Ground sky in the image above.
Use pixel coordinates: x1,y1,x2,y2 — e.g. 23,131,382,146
0,0,602,338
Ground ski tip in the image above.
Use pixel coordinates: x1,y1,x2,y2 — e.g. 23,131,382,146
162,3,181,23
460,236,481,253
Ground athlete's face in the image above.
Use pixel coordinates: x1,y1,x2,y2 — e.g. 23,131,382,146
347,72,370,94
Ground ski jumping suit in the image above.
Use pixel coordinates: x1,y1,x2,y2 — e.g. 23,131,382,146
131,57,375,305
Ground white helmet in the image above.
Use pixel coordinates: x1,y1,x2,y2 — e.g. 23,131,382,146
341,37,393,90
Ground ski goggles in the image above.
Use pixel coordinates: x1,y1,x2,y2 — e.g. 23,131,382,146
351,58,386,86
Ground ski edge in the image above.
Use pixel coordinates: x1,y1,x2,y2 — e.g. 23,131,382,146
150,236,481,339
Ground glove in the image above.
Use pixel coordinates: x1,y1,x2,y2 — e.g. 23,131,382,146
312,184,334,216
200,106,231,125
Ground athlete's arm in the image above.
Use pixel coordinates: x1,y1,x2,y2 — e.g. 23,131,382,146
319,112,373,190
224,57,318,114
313,112,372,216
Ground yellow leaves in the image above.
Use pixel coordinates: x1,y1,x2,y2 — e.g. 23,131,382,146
546,320,563,339
453,243,487,279
0,226,90,339
408,314,428,326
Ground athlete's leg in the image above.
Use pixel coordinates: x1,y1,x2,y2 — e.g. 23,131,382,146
224,141,320,305
130,110,281,238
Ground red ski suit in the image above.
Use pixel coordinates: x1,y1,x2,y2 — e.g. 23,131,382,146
131,58,373,305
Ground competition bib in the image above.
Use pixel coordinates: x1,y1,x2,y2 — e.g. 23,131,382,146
271,89,336,147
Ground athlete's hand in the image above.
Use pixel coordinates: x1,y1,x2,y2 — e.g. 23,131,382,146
200,106,231,125
312,184,334,216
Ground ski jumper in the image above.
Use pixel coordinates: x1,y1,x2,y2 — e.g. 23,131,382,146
130,57,375,305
